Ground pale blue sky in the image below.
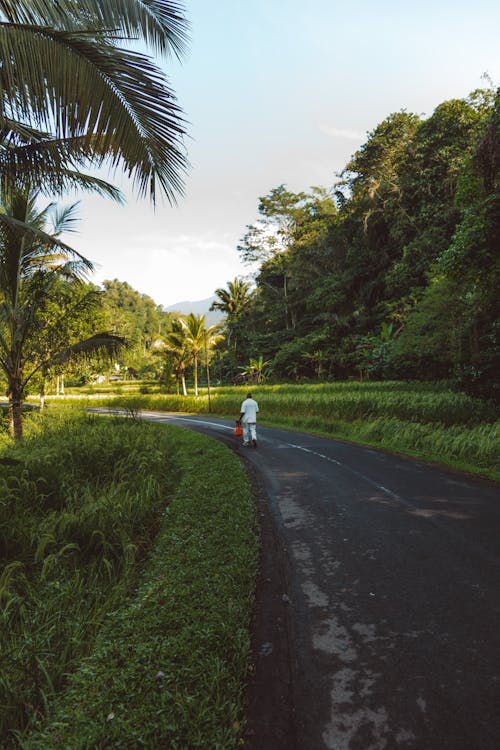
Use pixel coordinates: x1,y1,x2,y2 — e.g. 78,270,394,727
66,0,500,307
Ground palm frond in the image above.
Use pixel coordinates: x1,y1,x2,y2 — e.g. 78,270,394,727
54,170,123,203
49,332,126,366
21,331,126,391
0,0,189,59
0,213,94,276
0,24,188,202
0,116,52,143
48,202,80,236
0,132,122,200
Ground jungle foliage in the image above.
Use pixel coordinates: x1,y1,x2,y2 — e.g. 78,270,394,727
216,87,499,402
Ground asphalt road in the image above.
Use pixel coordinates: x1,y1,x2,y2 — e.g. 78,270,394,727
119,411,500,750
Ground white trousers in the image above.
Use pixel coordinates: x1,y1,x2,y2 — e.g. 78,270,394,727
243,422,257,443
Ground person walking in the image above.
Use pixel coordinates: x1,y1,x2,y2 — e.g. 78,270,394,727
239,392,259,448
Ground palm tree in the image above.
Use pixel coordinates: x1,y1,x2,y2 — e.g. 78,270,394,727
164,318,190,396
210,277,252,350
179,314,221,396
211,277,252,317
0,0,189,203
0,187,124,439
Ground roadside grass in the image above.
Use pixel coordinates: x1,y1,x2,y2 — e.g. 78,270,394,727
262,414,499,481
0,412,258,749
41,381,499,481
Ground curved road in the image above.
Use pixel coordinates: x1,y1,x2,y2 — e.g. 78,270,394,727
115,411,500,750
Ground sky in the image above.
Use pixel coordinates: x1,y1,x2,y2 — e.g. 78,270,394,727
63,0,500,308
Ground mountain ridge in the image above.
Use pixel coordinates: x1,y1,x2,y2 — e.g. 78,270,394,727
163,295,223,325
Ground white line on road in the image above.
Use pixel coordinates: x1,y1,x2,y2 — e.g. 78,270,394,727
284,441,402,502
139,412,234,431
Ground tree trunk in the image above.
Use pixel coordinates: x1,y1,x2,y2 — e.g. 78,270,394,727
39,376,46,411
61,373,65,395
8,371,24,440
9,395,23,441
470,320,480,365
181,372,187,396
206,361,211,412
283,274,289,330
194,353,198,396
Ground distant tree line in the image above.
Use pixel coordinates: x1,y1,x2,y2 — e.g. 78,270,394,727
212,87,499,401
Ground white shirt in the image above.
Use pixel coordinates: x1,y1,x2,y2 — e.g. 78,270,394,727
240,397,259,423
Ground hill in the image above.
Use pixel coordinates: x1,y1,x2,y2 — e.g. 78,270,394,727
163,296,223,326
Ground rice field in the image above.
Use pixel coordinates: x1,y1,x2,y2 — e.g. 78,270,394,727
45,380,497,424
42,381,499,480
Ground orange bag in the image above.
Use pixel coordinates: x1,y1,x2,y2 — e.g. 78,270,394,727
235,421,243,437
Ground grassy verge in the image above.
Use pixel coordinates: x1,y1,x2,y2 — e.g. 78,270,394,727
41,381,499,482
260,414,499,482
1,413,258,749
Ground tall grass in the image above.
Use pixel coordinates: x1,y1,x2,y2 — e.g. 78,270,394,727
44,381,498,479
0,412,180,744
46,380,496,426
17,427,258,750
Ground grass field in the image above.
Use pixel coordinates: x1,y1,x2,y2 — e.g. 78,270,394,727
40,380,499,481
0,412,258,748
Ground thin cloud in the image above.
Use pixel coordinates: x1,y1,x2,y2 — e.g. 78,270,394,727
319,123,365,141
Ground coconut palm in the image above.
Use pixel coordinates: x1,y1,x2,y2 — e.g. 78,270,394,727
179,314,221,396
164,318,190,396
0,0,189,203
0,187,124,439
211,277,252,317
210,277,252,351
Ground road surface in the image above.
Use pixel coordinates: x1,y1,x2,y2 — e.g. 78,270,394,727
107,411,500,750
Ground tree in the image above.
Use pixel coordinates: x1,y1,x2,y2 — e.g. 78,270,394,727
211,277,252,318
31,276,113,404
434,87,500,399
238,186,309,332
179,314,221,396
222,89,497,386
100,279,166,373
211,277,252,352
0,188,124,438
164,318,190,396
0,0,189,203
336,110,422,312
237,185,307,264
384,93,494,297
238,186,337,337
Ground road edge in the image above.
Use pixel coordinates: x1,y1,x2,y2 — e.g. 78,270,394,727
241,459,297,750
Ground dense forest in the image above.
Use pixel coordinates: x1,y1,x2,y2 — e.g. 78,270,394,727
211,86,499,401
52,279,173,384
